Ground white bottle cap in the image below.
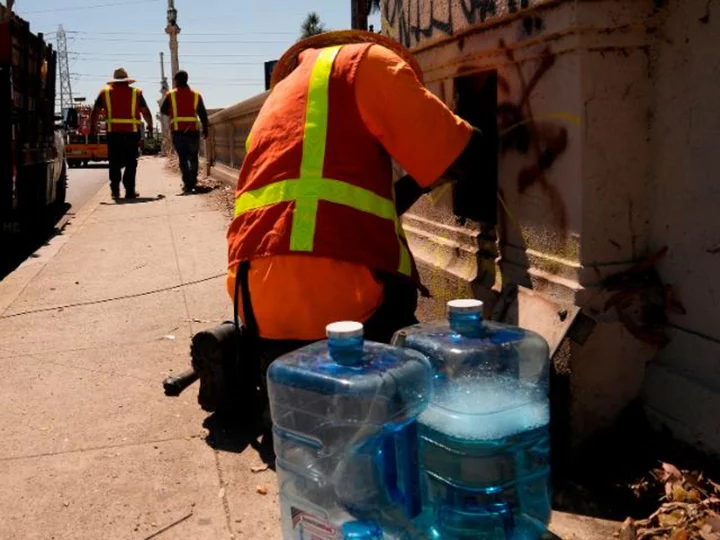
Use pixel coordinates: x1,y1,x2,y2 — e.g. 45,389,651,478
447,299,484,314
326,321,364,339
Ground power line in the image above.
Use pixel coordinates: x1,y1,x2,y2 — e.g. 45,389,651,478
43,30,294,36
68,52,268,58
70,37,288,44
72,72,262,81
25,0,160,14
71,58,263,66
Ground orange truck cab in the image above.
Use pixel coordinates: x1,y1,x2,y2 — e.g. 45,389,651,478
64,101,109,168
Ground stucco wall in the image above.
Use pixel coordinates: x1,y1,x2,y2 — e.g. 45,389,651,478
382,0,720,453
642,0,720,451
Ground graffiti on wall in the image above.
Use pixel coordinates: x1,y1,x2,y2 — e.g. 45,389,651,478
382,0,541,48
497,41,570,235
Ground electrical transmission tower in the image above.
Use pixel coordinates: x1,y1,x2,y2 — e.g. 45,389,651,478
56,25,73,114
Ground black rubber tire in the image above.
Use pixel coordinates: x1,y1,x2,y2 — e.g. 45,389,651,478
55,163,67,207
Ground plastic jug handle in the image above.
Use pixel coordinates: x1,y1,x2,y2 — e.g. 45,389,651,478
380,421,422,518
333,421,424,523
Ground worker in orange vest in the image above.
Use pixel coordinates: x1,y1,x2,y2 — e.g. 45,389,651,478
160,70,209,194
90,68,154,199
226,31,494,408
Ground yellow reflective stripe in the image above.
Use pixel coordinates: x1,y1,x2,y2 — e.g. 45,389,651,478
235,178,396,219
170,91,178,129
105,86,141,132
289,46,341,251
234,45,412,276
104,87,112,132
169,90,200,130
131,88,137,126
299,46,340,179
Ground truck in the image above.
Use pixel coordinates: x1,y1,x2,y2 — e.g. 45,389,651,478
0,4,69,236
64,98,109,168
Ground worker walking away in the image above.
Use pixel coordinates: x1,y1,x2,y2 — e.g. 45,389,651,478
90,68,153,200
225,30,496,425
160,70,209,194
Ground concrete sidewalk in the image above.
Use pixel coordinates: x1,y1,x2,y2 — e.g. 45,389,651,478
0,157,621,539
0,158,280,539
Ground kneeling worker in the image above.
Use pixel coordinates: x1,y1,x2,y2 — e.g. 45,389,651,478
226,31,495,369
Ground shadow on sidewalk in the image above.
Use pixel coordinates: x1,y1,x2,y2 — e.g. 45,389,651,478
100,194,166,205
202,413,276,469
175,185,216,196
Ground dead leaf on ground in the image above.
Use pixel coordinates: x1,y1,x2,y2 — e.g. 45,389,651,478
256,485,268,495
250,464,269,473
662,462,684,481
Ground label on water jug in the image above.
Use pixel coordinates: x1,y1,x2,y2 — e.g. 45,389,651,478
290,506,337,540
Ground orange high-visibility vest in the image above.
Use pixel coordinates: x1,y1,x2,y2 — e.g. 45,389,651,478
168,87,201,132
227,43,422,289
102,85,142,133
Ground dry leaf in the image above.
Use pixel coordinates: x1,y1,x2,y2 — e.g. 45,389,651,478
256,485,268,495
707,514,720,531
670,528,688,540
659,509,685,528
672,485,688,502
250,465,269,474
619,517,637,540
661,462,683,480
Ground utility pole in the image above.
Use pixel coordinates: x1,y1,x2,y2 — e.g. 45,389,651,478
158,51,170,153
56,25,73,115
165,0,180,77
159,51,169,94
351,0,369,31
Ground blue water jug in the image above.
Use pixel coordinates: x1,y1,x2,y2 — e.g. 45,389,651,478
268,321,434,539
393,299,552,539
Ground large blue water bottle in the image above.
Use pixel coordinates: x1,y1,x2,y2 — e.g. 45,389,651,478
268,321,434,539
393,299,552,539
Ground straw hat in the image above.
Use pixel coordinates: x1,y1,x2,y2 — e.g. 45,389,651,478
270,30,423,90
107,67,136,84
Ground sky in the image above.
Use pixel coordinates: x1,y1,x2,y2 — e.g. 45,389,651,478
14,0,380,116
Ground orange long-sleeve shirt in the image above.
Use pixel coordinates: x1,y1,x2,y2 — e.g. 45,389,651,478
227,44,472,340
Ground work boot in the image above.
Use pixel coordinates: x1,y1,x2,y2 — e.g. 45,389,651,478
125,191,139,200
111,185,120,199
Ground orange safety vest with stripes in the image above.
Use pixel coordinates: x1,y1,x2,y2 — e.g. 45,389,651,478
102,84,143,133
168,87,201,132
226,43,422,290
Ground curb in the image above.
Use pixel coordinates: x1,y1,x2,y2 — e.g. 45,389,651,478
0,181,108,316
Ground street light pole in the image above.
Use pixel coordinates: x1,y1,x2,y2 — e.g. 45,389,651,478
165,0,181,77
164,1,180,157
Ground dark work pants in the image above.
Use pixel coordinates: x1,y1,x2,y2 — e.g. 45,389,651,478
172,131,200,190
107,133,140,196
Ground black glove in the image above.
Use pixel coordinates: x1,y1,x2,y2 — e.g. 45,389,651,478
394,175,428,216
444,127,498,226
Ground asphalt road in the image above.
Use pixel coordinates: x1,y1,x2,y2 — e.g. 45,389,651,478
0,165,108,281
66,164,108,212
